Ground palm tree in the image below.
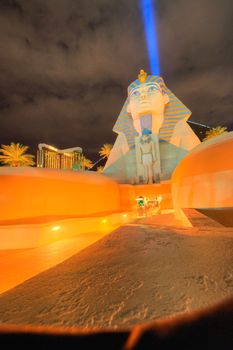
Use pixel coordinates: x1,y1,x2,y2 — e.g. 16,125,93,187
203,126,227,141
97,166,104,173
80,156,93,170
99,144,113,159
0,143,35,167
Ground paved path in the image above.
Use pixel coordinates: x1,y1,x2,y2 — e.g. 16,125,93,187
0,210,232,328
0,210,177,295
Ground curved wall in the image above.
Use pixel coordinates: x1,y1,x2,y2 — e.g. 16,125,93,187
0,167,172,249
171,132,233,211
0,168,122,223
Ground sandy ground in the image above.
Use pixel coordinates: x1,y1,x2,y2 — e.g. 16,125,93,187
0,210,232,329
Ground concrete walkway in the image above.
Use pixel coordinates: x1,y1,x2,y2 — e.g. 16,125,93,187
0,212,232,328
0,209,230,296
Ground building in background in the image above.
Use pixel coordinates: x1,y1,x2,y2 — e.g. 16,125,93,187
37,144,82,170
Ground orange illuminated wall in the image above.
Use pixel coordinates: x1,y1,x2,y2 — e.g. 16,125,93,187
172,132,233,211
0,168,122,224
0,165,171,250
0,168,173,226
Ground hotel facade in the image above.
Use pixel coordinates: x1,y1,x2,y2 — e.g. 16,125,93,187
37,144,82,170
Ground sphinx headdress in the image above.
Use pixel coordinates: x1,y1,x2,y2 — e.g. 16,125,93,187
113,71,191,149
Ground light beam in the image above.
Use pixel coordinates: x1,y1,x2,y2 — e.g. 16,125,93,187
140,0,160,75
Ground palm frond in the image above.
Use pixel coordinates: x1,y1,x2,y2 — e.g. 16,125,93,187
0,143,35,167
203,126,227,141
99,144,113,158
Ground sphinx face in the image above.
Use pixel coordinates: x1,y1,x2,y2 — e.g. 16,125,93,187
127,82,169,134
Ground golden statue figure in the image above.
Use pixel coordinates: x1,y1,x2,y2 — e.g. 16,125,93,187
138,69,148,83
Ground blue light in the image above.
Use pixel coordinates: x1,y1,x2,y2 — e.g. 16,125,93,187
140,0,160,75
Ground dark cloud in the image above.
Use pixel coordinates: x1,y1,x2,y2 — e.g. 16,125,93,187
0,92,10,109
0,0,23,15
0,0,232,159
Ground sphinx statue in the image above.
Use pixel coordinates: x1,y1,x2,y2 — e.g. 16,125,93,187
104,70,200,184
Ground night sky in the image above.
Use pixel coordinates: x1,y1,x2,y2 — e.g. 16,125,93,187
0,0,232,160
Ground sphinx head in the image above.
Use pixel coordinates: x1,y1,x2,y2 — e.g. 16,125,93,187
126,71,169,135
